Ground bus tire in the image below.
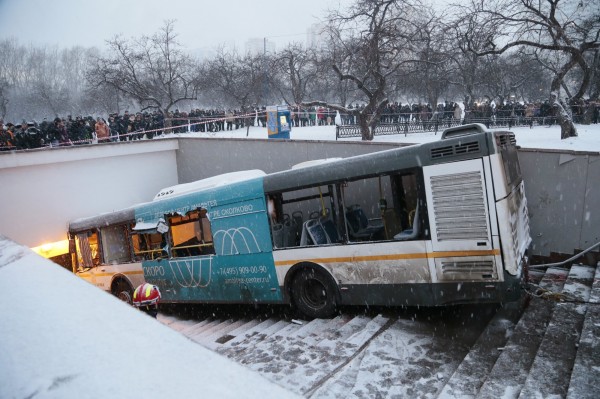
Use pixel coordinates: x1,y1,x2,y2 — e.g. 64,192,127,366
291,268,337,319
113,280,133,305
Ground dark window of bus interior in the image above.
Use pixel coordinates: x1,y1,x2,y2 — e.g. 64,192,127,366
101,224,131,264
131,231,167,261
388,171,428,239
342,171,425,241
168,209,214,258
268,185,341,248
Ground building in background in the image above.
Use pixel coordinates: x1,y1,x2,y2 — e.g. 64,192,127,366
246,38,276,55
306,22,328,50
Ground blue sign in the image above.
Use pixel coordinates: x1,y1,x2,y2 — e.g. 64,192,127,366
267,105,291,139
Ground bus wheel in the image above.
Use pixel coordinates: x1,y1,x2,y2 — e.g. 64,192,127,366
113,281,133,305
291,268,337,319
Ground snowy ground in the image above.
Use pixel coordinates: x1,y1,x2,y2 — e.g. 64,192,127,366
0,237,300,399
160,121,600,152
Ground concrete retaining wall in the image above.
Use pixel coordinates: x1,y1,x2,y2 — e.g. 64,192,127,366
0,140,179,247
519,149,600,256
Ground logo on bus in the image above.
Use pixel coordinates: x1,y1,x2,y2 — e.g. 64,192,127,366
213,227,262,255
168,258,212,288
144,265,166,277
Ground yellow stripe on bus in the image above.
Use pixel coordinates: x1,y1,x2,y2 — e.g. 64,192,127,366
78,270,145,277
274,249,500,267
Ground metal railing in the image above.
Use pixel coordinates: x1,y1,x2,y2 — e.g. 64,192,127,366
335,115,562,139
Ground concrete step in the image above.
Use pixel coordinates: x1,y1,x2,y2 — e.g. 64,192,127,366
217,317,279,357
310,311,478,398
518,265,595,399
438,297,526,398
266,319,305,339
161,316,203,333
181,318,219,337
195,318,238,338
221,316,358,387
222,319,291,363
275,315,392,396
177,318,212,335
301,314,352,346
190,319,235,342
156,313,180,326
476,267,569,399
314,315,371,349
197,318,253,349
567,264,600,399
294,318,335,343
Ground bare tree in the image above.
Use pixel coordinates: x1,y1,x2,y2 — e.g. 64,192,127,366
0,39,96,120
0,77,8,119
311,43,362,108
270,43,319,107
86,21,200,120
303,0,426,140
403,12,453,111
456,0,600,138
203,47,266,111
445,15,499,108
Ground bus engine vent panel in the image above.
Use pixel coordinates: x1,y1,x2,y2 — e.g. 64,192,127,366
430,171,489,241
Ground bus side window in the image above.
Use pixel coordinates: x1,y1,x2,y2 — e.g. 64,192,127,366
101,224,131,264
132,232,166,261
168,209,214,258
388,172,426,240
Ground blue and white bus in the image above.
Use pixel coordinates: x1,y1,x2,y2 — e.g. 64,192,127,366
68,124,531,318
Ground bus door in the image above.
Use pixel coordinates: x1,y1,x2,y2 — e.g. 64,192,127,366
423,159,499,282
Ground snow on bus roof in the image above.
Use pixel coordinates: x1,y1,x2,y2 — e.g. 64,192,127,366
153,169,266,201
291,158,343,170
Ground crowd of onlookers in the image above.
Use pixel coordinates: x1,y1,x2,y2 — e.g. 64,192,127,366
0,111,168,150
1,99,598,150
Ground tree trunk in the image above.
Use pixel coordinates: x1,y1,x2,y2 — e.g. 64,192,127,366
551,93,577,139
358,114,373,141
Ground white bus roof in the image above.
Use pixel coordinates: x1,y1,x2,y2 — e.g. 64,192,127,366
153,169,266,201
291,158,343,170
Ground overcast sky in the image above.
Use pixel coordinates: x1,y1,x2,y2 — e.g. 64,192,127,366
0,0,350,52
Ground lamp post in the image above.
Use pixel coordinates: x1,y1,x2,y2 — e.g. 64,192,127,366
263,37,269,105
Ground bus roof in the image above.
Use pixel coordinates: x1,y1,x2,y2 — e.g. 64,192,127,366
153,170,266,201
69,207,135,233
264,130,501,193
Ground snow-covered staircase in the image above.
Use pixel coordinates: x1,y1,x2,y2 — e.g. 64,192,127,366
156,263,600,398
567,265,600,398
437,263,599,399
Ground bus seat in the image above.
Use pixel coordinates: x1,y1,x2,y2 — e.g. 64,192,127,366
300,219,314,246
320,218,340,243
394,204,420,241
345,204,384,240
382,208,402,240
306,219,329,245
271,223,284,248
283,218,296,247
